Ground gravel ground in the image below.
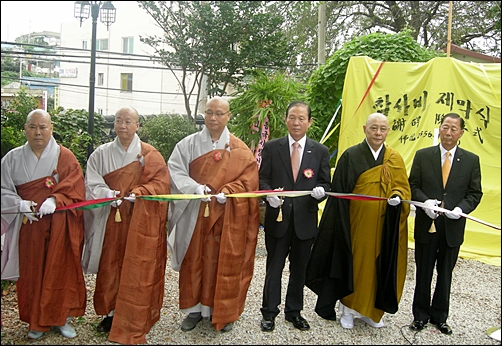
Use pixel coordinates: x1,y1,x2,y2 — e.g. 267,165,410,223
1,228,500,345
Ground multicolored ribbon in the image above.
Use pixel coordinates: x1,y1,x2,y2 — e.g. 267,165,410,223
55,197,118,211
2,191,499,230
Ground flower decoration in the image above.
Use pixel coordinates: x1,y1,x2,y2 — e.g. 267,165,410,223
258,99,273,108
303,168,314,179
44,177,55,189
213,151,222,162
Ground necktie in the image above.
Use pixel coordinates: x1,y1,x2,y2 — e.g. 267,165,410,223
442,151,451,188
291,142,300,182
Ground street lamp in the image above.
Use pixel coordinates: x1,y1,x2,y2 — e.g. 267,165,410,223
74,1,116,158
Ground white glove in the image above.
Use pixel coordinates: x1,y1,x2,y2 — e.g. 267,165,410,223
107,190,122,208
423,199,439,219
387,195,401,206
195,185,211,202
445,206,463,220
311,186,325,200
37,197,56,218
266,195,283,208
215,192,227,204
19,200,38,223
123,193,136,203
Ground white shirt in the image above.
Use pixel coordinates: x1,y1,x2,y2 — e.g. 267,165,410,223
440,144,457,167
288,134,306,166
365,139,383,160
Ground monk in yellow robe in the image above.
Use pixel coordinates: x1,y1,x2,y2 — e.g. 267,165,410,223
306,112,411,328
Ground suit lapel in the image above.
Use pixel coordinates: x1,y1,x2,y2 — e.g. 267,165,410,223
447,147,464,187
278,137,295,183
299,139,315,181
431,145,442,186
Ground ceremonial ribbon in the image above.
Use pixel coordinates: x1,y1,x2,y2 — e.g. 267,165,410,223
2,191,499,230
55,197,118,211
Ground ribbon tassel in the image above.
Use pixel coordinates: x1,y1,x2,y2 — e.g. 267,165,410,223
115,208,122,222
428,222,436,233
276,196,283,222
204,202,210,217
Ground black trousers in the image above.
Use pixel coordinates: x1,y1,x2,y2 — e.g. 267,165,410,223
412,218,460,324
261,210,315,320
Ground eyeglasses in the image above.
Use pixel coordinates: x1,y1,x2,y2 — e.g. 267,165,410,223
204,110,229,118
114,119,138,126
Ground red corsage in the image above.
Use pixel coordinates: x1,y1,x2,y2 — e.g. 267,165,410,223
303,168,314,179
213,151,222,162
44,177,55,189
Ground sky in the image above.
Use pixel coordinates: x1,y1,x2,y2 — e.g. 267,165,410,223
1,1,77,42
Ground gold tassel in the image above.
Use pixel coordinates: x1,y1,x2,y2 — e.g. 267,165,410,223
204,202,210,217
22,216,28,224
115,208,122,222
276,206,283,222
276,196,283,222
428,221,436,233
429,199,440,232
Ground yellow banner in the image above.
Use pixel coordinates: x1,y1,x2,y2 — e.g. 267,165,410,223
339,56,501,266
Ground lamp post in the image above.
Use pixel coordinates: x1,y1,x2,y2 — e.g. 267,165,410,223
74,1,116,158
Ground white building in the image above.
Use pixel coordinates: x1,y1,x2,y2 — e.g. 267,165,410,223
58,1,203,116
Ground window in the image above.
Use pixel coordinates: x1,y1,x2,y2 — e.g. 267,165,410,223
121,73,133,92
96,39,109,51
97,73,104,86
82,41,88,50
122,37,134,54
97,108,103,115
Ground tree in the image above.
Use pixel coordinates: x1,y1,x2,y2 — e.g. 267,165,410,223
137,114,198,163
137,1,294,120
1,88,37,157
281,1,501,77
1,90,106,172
50,108,105,171
306,30,443,166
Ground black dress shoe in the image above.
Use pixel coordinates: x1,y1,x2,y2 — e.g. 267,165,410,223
285,315,310,331
260,318,275,332
435,322,452,335
97,316,113,333
409,320,426,331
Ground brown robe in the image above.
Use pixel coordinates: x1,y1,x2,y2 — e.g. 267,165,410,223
92,143,169,345
16,145,86,331
179,134,260,331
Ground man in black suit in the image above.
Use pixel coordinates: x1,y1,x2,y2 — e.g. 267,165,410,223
259,101,331,332
408,112,483,335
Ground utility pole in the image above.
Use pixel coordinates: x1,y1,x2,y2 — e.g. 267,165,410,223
447,1,452,57
318,1,326,66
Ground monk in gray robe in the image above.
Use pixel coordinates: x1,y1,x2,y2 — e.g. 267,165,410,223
1,109,86,340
